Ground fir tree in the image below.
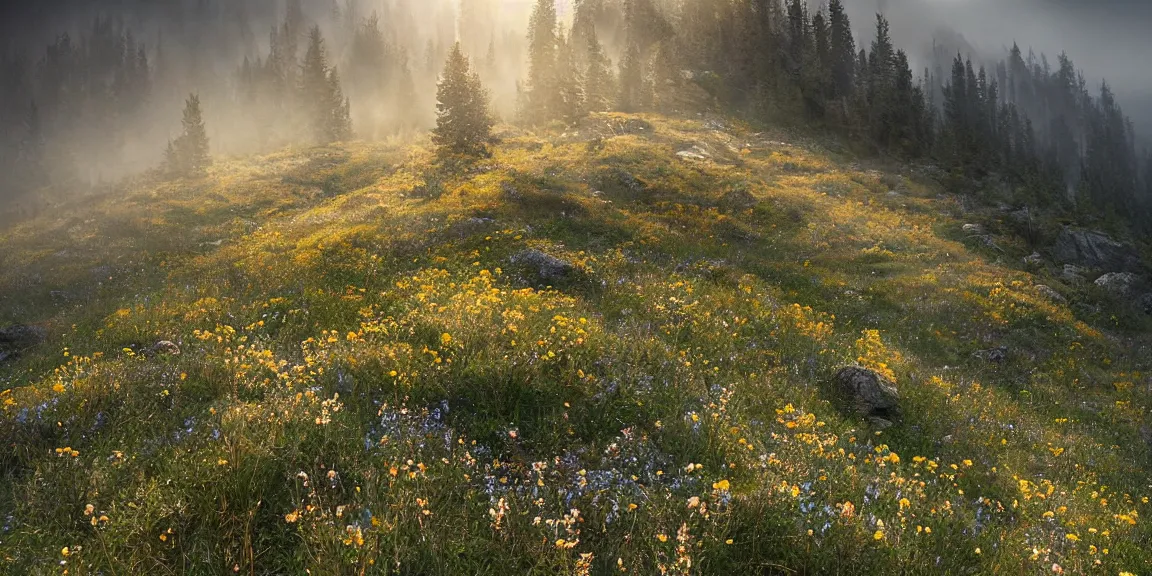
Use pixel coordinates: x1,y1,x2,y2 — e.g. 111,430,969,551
301,26,352,143
164,93,211,177
583,27,613,113
556,30,586,124
827,0,855,99
432,43,493,156
524,0,558,123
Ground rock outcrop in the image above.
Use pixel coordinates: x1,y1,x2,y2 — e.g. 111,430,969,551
1054,228,1141,273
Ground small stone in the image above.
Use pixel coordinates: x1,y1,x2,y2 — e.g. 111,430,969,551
973,346,1008,363
868,417,894,430
1061,265,1087,285
1034,285,1066,304
150,341,181,356
832,366,900,424
510,249,575,285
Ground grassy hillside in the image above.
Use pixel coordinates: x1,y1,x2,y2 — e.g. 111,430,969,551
1,112,1150,575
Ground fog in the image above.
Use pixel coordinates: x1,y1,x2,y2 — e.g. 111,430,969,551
1,0,1150,216
0,0,554,206
845,0,1152,137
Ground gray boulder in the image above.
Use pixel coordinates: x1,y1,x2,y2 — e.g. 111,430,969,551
510,249,575,285
832,366,900,424
961,223,985,235
1033,285,1067,304
1094,272,1139,297
0,324,47,363
1054,228,1142,272
1061,264,1087,286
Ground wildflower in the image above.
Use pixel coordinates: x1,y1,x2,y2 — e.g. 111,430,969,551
1050,563,1063,574
84,504,94,516
657,534,668,543
61,547,70,557
840,501,856,518
712,479,730,491
873,530,884,541
725,539,734,545
343,526,364,547
687,497,700,509
441,333,452,346
1066,534,1079,542
285,511,299,523
899,498,910,510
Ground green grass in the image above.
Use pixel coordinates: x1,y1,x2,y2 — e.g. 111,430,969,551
1,111,1149,575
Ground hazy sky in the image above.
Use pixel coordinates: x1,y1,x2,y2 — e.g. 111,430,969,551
1,0,1148,132
846,0,1152,133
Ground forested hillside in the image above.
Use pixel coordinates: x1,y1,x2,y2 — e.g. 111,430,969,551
2,0,1150,228
1,0,1151,574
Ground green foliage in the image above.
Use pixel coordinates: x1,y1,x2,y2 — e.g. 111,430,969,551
164,93,211,178
301,26,353,144
432,44,493,157
523,0,559,124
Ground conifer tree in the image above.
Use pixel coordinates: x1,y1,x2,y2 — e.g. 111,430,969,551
432,43,493,156
164,93,211,177
583,27,613,113
556,31,586,124
301,26,353,143
524,0,558,123
827,0,855,99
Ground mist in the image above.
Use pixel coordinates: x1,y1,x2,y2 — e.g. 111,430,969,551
2,0,1151,220
0,0,555,212
844,0,1152,137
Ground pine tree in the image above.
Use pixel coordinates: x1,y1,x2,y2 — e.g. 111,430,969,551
812,10,831,96
433,43,493,156
327,67,353,141
583,27,613,113
301,26,353,143
555,30,586,124
164,93,211,177
524,0,558,123
827,0,855,99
